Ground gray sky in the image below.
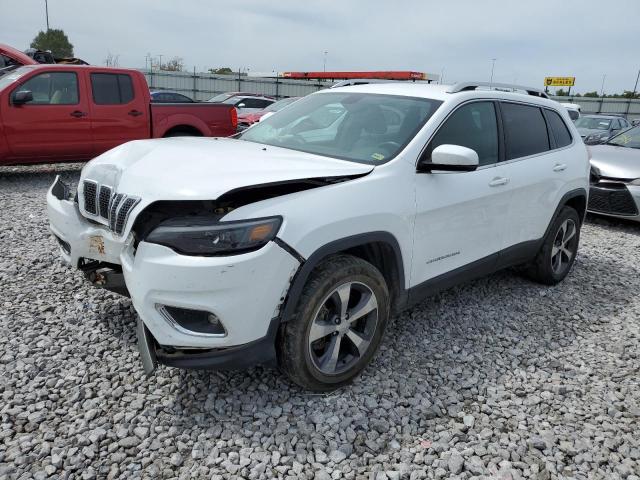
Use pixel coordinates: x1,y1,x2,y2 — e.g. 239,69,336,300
2,0,639,94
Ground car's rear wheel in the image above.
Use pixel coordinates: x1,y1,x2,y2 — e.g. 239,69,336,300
277,254,390,391
524,206,581,285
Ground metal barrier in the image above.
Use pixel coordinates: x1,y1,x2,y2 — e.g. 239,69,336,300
141,69,640,121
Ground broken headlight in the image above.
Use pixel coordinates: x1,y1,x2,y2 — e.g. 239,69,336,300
145,216,282,256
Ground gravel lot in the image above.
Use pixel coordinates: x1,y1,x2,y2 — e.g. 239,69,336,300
1,164,639,480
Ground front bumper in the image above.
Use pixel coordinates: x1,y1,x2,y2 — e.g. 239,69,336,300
588,181,640,221
47,177,301,369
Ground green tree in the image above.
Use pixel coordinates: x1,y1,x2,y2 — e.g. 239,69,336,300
208,67,233,74
30,29,74,57
555,88,569,96
622,90,640,99
583,91,599,98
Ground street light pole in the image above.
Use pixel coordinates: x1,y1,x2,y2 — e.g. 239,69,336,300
600,74,607,97
44,0,50,30
323,51,328,72
158,54,163,71
490,58,497,86
632,69,640,98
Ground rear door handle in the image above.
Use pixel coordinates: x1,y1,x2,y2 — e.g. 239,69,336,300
70,110,87,118
489,177,509,187
128,110,143,117
553,163,567,172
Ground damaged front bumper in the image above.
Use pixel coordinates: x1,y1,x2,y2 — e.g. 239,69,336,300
47,176,301,373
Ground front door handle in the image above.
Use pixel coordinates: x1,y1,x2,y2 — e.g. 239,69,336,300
70,110,87,118
553,163,567,172
489,177,509,187
128,110,143,117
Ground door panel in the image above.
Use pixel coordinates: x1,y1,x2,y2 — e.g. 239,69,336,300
411,100,509,288
499,103,563,247
89,72,148,155
2,70,92,161
412,166,511,285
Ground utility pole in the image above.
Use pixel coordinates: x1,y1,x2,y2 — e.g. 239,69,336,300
440,67,445,84
158,54,163,71
323,51,328,72
632,69,640,98
600,74,606,97
490,58,497,86
44,0,50,31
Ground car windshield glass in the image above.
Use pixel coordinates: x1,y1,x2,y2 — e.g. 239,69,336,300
575,117,611,130
0,66,29,89
607,125,640,149
264,97,299,112
208,93,233,102
237,92,442,164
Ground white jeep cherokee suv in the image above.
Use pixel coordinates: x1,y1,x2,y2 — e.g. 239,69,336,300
47,81,589,391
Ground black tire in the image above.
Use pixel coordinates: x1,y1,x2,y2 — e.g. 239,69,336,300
524,206,581,285
277,254,390,391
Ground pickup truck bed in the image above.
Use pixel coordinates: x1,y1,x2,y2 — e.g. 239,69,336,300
0,64,237,165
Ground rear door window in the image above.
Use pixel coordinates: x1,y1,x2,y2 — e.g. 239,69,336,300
545,109,573,148
501,102,550,160
91,73,134,105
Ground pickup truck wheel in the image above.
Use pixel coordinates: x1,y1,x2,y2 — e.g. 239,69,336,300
524,206,581,285
278,254,390,391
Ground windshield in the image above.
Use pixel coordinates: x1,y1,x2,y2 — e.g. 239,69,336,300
567,110,579,121
264,97,299,112
575,117,611,130
607,125,640,149
0,66,29,88
238,92,442,164
207,93,234,102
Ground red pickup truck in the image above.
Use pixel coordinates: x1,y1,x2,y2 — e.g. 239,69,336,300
0,63,237,165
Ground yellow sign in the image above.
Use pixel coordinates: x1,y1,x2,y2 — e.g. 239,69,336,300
544,77,575,87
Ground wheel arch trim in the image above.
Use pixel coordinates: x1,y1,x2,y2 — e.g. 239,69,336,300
278,232,406,324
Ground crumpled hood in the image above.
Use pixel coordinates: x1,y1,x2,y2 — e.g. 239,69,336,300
590,144,640,180
81,137,373,202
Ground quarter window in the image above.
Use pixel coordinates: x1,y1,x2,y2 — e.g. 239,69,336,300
91,73,134,105
428,101,499,166
501,103,549,159
545,109,573,148
15,72,78,105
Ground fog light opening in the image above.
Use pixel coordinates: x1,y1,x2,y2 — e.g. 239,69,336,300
157,305,227,337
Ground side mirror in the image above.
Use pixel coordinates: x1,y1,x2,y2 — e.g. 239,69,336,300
236,103,246,108
12,90,33,105
418,144,479,173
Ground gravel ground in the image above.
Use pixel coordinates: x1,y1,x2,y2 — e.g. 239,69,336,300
1,163,639,480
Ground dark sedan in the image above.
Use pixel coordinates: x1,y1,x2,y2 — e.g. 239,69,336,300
150,91,195,103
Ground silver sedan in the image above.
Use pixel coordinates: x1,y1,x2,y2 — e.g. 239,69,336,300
589,125,640,221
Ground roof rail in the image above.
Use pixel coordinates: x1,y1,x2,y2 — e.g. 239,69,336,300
447,81,549,99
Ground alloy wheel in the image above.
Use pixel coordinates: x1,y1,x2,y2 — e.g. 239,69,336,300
307,281,379,375
551,218,577,275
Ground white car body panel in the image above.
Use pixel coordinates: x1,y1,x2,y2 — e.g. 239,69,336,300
46,82,590,366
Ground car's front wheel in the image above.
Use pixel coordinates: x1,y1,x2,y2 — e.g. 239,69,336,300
277,255,390,391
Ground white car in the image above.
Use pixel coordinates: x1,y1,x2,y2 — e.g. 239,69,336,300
47,81,589,391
